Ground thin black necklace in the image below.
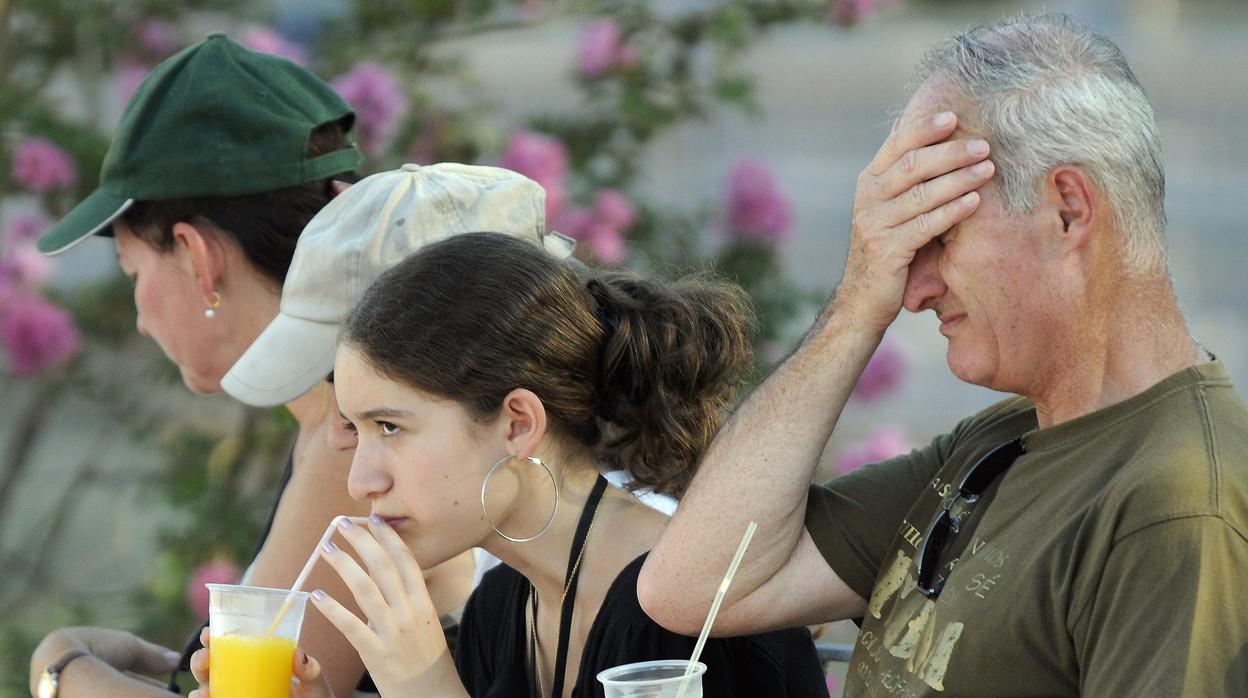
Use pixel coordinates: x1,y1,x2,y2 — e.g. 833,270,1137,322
528,475,608,698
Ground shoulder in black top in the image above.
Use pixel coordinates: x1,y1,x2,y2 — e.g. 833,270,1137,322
456,552,829,698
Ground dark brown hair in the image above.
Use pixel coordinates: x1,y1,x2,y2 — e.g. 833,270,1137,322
342,233,756,497
120,120,357,286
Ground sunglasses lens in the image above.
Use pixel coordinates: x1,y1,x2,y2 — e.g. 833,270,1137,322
918,514,950,592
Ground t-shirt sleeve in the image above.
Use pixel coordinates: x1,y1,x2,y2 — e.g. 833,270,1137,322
803,437,948,599
1071,516,1248,697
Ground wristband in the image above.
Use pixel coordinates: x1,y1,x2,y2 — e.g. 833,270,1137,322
36,649,90,698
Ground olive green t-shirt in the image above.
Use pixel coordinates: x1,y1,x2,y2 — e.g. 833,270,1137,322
806,361,1248,696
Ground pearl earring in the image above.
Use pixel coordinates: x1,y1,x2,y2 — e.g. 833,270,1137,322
204,291,221,318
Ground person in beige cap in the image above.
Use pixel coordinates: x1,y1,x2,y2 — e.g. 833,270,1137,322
221,162,575,408
171,162,571,697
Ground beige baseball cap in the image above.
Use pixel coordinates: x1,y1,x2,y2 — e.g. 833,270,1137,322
222,162,575,407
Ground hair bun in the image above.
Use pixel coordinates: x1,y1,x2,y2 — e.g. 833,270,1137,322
586,270,755,497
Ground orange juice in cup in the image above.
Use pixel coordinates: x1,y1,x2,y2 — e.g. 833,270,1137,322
206,584,310,698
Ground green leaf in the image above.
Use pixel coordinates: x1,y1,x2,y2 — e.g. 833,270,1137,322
708,4,753,49
713,73,760,114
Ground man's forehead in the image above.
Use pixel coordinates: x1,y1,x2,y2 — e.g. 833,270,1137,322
898,76,980,136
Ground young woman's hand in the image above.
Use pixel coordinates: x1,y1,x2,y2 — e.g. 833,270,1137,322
187,627,335,698
311,516,467,697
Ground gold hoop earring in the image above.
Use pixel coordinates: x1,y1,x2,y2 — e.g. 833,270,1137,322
203,291,221,319
480,455,559,543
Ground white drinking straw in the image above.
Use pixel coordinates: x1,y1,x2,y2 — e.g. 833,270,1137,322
674,520,758,698
264,515,369,637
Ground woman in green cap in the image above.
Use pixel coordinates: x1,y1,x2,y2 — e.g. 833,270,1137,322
29,35,475,698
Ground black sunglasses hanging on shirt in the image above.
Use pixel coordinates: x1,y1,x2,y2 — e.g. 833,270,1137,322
915,438,1026,599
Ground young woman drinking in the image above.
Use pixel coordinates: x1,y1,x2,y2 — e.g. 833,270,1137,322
191,232,828,697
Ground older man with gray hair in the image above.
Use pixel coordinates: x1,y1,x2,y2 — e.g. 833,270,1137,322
640,13,1247,696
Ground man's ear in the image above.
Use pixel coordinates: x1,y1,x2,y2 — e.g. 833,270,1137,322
498,388,549,460
1049,166,1097,253
171,221,226,301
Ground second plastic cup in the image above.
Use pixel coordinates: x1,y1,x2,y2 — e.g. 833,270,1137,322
206,583,310,698
597,660,707,698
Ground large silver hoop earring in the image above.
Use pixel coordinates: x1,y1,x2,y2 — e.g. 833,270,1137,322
480,455,559,543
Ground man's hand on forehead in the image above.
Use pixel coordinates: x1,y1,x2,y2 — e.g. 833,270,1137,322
831,111,993,334
861,112,990,219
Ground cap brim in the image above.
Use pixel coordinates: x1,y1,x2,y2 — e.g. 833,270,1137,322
37,189,134,255
221,313,340,407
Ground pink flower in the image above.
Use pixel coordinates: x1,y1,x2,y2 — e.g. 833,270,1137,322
724,158,793,244
0,248,51,291
240,25,309,67
829,0,901,27
552,206,594,239
593,189,636,230
117,56,150,105
552,190,635,264
584,222,627,264
1,295,80,377
499,130,569,220
186,558,241,620
851,339,907,403
837,426,911,474
332,62,409,156
133,18,180,55
578,18,633,79
10,138,77,194
4,212,51,245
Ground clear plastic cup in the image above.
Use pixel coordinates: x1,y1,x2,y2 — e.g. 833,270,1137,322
206,584,310,698
597,660,707,698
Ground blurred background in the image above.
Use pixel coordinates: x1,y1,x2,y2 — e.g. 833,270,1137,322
1,0,1244,694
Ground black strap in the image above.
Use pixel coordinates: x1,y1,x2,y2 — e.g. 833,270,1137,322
529,590,542,697
47,649,90,674
549,475,608,698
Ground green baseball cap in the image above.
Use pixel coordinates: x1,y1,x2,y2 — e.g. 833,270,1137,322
39,33,362,255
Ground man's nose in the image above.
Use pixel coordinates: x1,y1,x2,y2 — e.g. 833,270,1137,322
902,242,947,313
